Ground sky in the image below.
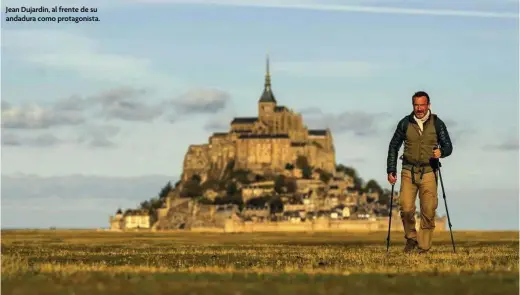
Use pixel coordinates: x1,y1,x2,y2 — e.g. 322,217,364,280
1,0,518,230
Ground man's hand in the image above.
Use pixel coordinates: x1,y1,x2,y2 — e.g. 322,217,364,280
432,147,441,159
387,172,397,185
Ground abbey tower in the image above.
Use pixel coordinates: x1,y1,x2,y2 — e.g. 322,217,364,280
181,56,336,182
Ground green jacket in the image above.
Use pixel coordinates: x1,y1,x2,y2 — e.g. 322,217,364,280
387,112,453,174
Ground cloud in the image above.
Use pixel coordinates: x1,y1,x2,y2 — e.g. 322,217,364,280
1,29,175,86
487,137,519,151
1,103,85,129
303,108,391,137
1,86,161,148
76,125,121,148
131,0,519,19
273,61,384,78
91,87,164,121
2,132,63,147
169,88,231,118
1,86,232,151
53,95,90,111
91,87,148,105
3,86,165,131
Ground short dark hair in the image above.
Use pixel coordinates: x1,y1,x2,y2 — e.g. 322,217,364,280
412,91,430,104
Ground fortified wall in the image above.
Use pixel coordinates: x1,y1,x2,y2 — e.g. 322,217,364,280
218,216,448,233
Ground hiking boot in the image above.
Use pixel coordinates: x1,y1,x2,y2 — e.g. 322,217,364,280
404,239,418,253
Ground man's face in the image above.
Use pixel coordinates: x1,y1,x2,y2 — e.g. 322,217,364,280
413,96,430,119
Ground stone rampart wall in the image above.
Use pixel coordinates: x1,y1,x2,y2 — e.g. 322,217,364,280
180,216,448,233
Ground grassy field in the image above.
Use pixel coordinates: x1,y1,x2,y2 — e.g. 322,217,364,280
1,229,518,295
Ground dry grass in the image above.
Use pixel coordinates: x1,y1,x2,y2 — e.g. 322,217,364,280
1,230,518,295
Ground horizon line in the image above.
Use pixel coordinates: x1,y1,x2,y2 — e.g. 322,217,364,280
132,0,519,19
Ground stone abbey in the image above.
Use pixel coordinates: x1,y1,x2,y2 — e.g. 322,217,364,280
182,56,336,182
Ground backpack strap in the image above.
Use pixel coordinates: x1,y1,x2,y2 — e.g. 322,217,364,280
397,116,410,162
407,113,441,142
398,113,440,158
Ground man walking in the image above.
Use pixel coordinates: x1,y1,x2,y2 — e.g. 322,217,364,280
386,91,453,253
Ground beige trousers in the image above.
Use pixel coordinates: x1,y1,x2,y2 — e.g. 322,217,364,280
399,169,438,251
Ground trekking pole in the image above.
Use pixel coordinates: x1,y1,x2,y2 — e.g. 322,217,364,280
437,161,456,253
386,173,396,254
433,146,456,253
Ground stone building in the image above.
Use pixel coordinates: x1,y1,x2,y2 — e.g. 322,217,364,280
109,209,124,230
181,56,336,182
109,208,151,230
241,180,275,203
124,210,151,229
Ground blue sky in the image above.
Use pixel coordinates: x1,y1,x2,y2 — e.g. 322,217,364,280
1,0,518,230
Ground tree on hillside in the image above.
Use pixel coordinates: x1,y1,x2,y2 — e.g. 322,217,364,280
336,164,364,190
302,166,313,179
180,175,203,198
214,192,243,210
378,188,392,206
285,178,297,194
246,196,271,208
226,182,238,196
295,156,313,179
364,179,383,195
336,164,357,178
353,177,364,190
140,200,151,210
274,175,286,194
269,196,284,213
231,169,252,184
139,195,165,225
316,169,333,183
141,181,171,211
255,174,267,182
158,181,173,200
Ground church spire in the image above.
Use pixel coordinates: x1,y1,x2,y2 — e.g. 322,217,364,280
265,54,271,90
259,53,277,103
